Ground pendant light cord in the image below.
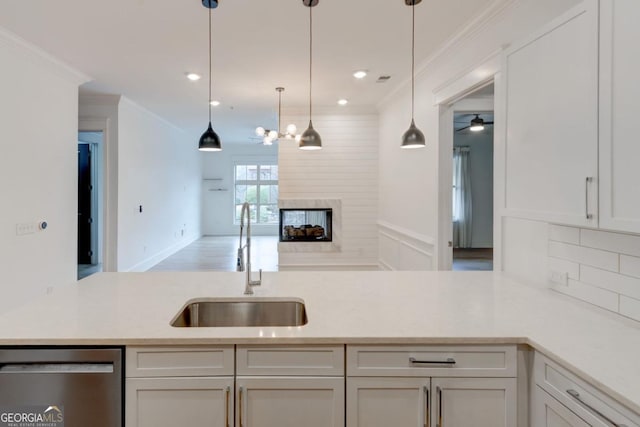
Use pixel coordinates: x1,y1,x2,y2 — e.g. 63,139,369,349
411,1,415,120
309,4,313,121
278,90,282,134
208,6,212,123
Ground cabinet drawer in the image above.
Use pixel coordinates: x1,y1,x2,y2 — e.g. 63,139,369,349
347,345,516,377
126,346,234,377
534,352,640,427
237,345,344,376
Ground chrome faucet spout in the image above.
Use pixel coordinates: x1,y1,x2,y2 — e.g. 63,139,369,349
239,202,262,294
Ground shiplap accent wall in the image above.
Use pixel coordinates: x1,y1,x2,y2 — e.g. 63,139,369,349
278,112,379,270
548,224,640,322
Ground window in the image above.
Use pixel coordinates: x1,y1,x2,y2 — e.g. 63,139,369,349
234,164,279,224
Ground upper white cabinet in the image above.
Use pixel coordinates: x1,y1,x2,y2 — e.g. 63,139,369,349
502,0,599,227
598,0,640,233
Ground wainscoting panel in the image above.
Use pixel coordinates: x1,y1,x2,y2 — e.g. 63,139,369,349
378,222,434,271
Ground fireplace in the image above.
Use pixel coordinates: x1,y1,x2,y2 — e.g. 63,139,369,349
279,208,332,242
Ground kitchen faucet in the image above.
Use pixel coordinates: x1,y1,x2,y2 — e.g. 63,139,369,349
238,202,262,294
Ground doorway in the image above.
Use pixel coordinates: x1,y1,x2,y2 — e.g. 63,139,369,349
77,131,102,279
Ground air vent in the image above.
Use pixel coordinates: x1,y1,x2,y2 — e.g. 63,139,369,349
376,75,391,83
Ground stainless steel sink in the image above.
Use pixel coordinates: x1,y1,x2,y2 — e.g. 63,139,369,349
170,298,308,327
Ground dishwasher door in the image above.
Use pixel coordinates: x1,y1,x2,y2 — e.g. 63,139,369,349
0,348,122,427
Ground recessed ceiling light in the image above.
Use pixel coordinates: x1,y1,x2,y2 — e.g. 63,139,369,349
353,70,368,79
186,73,201,81
338,99,348,106
210,100,220,106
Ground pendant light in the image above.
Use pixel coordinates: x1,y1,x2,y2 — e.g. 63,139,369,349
198,0,222,152
401,0,426,149
255,87,298,145
299,0,322,151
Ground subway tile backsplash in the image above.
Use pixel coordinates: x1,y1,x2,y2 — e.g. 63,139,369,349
548,224,640,322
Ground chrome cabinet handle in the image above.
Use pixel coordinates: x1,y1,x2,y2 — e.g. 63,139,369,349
239,386,244,427
437,386,443,427
585,177,593,220
225,386,230,427
410,357,456,365
423,386,429,427
566,389,627,427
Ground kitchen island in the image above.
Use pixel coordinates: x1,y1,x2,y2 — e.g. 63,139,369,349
0,270,638,423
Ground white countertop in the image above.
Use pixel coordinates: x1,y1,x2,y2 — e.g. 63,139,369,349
0,271,639,413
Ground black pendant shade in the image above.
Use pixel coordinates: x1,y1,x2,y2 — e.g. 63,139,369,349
401,119,426,149
198,2,222,152
199,122,222,151
299,120,322,150
401,0,426,149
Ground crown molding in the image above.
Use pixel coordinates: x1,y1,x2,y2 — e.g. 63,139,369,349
0,25,91,86
376,0,518,110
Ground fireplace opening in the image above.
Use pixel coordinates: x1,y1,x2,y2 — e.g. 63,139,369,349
279,208,332,242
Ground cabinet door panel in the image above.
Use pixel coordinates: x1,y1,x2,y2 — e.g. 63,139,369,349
599,0,640,233
502,0,598,226
431,377,516,427
237,377,344,427
347,377,430,427
126,377,233,427
531,386,590,427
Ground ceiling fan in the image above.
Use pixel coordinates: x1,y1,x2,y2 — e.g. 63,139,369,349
455,114,494,132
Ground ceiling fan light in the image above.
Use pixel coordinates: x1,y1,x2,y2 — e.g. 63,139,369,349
299,120,322,150
199,122,222,151
401,119,426,149
470,115,485,132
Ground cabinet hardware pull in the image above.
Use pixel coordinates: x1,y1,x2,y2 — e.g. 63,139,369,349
423,386,429,427
410,357,456,365
437,386,443,427
225,386,230,427
585,177,594,220
566,389,627,427
239,386,244,427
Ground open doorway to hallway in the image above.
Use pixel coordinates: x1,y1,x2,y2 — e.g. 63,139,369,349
77,131,103,279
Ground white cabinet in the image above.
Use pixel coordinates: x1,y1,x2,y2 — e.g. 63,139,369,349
502,0,599,227
598,0,640,233
235,345,345,427
347,377,430,427
127,345,344,427
531,352,640,427
531,385,589,427
126,346,235,427
236,377,344,427
346,345,517,427
126,377,233,427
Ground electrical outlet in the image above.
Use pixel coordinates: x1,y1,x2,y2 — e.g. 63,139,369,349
16,222,37,235
550,270,568,286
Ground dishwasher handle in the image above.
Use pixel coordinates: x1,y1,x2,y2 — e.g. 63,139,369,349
0,363,114,374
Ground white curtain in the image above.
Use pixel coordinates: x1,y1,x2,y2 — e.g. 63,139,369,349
453,147,472,248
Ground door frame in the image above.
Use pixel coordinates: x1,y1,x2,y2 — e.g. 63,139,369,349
433,51,503,271
78,118,115,271
77,140,100,264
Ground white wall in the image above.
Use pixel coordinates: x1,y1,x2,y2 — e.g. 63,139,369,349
0,29,88,313
453,125,493,248
279,111,379,270
378,0,580,270
201,143,278,236
116,98,202,271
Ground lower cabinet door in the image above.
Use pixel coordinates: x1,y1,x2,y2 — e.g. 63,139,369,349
346,377,431,427
431,377,517,427
236,376,344,427
126,376,234,427
531,385,590,427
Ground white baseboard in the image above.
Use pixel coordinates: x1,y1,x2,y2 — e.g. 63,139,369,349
278,264,380,272
125,233,202,272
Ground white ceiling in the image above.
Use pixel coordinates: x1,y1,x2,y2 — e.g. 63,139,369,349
0,0,494,144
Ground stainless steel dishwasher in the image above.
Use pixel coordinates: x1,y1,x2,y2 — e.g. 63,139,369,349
0,347,122,427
